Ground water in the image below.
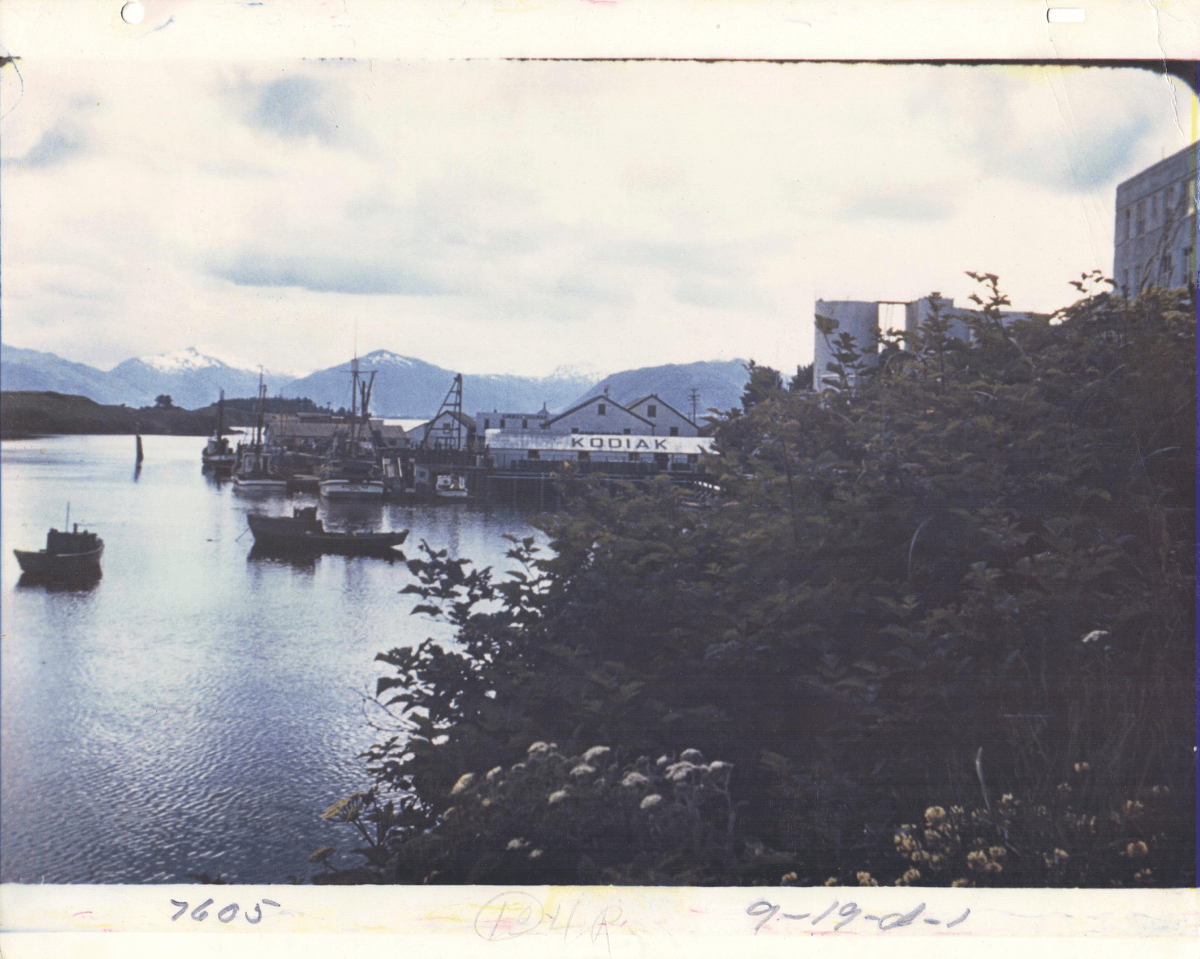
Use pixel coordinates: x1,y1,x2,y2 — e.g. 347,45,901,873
0,435,538,883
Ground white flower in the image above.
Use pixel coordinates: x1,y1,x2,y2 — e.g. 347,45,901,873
655,755,671,768
548,789,570,805
450,773,475,796
583,745,612,763
665,761,699,782
640,793,664,810
704,761,733,786
569,763,597,779
1081,630,1109,644
486,766,505,782
527,741,551,755
621,772,651,788
506,837,528,851
680,748,705,763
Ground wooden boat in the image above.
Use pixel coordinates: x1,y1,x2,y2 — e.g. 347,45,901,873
319,461,385,501
247,507,407,557
14,525,104,580
233,375,288,491
202,389,237,471
318,358,385,501
435,473,470,499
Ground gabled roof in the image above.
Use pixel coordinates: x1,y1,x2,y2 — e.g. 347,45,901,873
543,393,654,429
429,410,477,430
627,394,694,423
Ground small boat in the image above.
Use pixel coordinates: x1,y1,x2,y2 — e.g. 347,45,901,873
247,507,407,557
318,358,385,501
202,389,237,471
435,473,470,499
233,374,288,492
319,462,385,501
14,524,104,580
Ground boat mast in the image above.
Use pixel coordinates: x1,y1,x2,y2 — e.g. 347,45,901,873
216,389,225,442
254,370,265,450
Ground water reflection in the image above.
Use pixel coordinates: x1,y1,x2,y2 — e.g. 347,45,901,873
245,545,321,571
15,571,103,593
1,434,540,883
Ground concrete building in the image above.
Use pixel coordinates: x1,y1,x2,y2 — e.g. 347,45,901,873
1113,144,1197,296
625,394,699,437
813,295,1035,389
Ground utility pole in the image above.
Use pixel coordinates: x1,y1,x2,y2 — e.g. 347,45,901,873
689,388,700,425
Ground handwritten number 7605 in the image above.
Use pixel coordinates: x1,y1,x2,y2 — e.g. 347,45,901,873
170,898,281,924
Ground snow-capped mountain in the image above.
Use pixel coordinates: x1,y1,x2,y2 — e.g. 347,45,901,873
137,347,229,374
2,342,745,419
279,349,599,417
107,348,296,409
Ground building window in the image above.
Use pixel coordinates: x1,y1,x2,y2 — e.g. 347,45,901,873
1152,192,1158,218
628,452,640,462
1163,252,1173,283
623,428,631,435
483,418,490,430
648,404,657,417
670,426,679,437
598,403,606,416
522,419,528,429
1137,200,1145,235
499,418,506,428
687,454,698,464
528,449,540,459
571,427,579,434
577,451,590,462
1124,208,1131,240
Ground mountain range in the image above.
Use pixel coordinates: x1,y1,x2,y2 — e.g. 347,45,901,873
1,344,751,419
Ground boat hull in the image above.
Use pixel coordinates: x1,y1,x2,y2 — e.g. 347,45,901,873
14,542,104,579
247,514,406,557
319,479,385,501
234,476,289,492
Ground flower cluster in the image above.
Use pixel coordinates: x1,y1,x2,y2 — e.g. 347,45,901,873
427,741,739,883
890,778,1178,887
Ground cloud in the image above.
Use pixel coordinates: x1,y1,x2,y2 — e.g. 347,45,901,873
243,75,348,145
840,191,955,222
674,279,766,311
4,120,87,168
210,252,448,296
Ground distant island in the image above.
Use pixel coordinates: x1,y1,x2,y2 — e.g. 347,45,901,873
0,391,256,439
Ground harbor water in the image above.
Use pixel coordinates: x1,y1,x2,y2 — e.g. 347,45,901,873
0,434,539,883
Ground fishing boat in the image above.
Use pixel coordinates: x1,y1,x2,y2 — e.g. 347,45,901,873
247,507,407,557
202,389,237,471
318,358,385,501
234,374,288,492
14,512,104,580
435,473,470,499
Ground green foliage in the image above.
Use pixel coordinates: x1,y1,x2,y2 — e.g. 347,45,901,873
740,360,785,411
323,279,1195,886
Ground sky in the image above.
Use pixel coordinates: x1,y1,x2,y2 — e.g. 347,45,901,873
0,59,1194,378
